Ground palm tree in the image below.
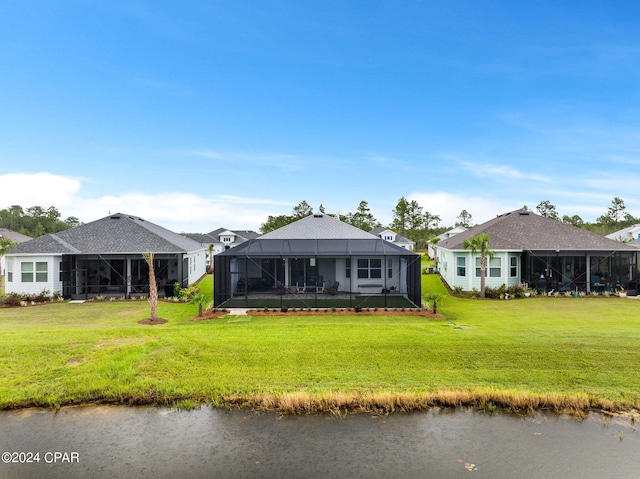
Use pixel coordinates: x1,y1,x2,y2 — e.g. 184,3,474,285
191,292,210,316
424,293,444,314
462,233,494,299
143,251,159,321
0,237,16,304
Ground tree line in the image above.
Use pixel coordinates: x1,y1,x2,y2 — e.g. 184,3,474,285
0,205,81,237
260,198,472,249
2,196,636,244
532,197,639,237
261,196,639,249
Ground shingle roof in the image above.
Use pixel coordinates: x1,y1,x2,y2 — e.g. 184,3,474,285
260,214,378,240
219,214,418,257
218,238,416,257
10,213,204,255
438,209,638,252
0,228,32,243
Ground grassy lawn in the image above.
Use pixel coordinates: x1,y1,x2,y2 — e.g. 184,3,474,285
1,272,639,413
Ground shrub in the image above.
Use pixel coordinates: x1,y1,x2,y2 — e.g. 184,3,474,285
3,293,23,307
281,306,289,313
179,284,200,301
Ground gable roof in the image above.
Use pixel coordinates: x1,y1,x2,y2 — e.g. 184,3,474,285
219,214,418,257
438,209,638,252
261,214,378,240
9,213,204,255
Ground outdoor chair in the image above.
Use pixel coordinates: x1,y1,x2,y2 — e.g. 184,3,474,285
296,276,306,294
315,275,325,294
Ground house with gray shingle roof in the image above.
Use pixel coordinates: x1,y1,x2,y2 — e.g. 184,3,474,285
436,209,639,295
214,214,422,308
184,228,260,255
4,213,207,299
370,227,415,251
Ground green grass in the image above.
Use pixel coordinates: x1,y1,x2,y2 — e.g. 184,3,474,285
1,273,639,413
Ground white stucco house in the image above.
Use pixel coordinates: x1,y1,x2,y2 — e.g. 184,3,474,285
436,209,639,295
4,213,207,299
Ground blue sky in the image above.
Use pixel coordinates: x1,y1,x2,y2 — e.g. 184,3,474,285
2,1,640,233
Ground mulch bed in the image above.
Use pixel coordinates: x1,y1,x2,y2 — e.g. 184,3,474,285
138,317,169,325
190,309,443,320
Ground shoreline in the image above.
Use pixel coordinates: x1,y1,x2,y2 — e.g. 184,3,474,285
3,389,638,420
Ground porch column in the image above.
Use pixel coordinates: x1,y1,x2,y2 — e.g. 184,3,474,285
586,254,591,293
283,258,289,288
126,257,132,298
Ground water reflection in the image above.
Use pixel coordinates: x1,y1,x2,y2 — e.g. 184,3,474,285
0,406,637,479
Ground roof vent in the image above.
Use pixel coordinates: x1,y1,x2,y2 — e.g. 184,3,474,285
519,211,530,215
110,215,121,219
313,214,323,218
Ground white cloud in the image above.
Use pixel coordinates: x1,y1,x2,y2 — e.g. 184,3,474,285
0,173,288,233
0,172,81,209
408,191,520,227
458,160,551,183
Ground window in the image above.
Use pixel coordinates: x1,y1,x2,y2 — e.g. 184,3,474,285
357,258,382,279
21,262,33,282
456,257,466,277
346,258,351,278
489,258,501,278
387,258,393,278
475,257,501,277
510,257,518,278
36,262,48,282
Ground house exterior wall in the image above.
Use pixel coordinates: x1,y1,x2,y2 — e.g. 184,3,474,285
5,254,63,296
185,249,207,285
438,249,521,291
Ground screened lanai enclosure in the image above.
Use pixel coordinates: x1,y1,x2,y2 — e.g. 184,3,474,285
214,238,422,308
523,250,639,295
61,253,190,300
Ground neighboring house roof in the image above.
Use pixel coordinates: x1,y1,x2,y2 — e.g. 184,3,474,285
370,227,415,246
261,214,378,240
438,209,638,252
183,233,217,244
437,226,467,241
9,213,204,255
0,228,32,243
605,224,640,241
189,228,260,244
220,214,418,257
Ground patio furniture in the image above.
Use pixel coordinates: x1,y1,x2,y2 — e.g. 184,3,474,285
296,276,306,293
315,276,325,294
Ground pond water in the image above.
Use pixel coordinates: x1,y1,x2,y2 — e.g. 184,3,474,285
0,406,637,479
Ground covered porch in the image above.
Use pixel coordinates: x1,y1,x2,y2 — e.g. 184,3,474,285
61,253,189,300
522,250,639,295
215,252,421,308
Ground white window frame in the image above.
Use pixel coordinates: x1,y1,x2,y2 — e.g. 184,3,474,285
510,257,518,278
475,257,501,278
357,258,382,279
456,256,466,277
